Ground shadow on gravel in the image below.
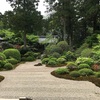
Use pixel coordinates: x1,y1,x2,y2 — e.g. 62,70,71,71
51,71,100,88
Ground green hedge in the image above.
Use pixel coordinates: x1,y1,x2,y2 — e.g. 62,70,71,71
70,71,80,78
55,68,69,75
0,53,6,60
3,49,21,61
4,63,13,70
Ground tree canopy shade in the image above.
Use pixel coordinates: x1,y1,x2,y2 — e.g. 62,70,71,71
6,0,43,48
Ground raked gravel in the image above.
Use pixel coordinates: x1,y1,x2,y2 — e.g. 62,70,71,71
0,60,100,100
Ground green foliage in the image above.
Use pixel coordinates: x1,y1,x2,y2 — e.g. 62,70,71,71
79,68,94,76
0,29,14,40
78,64,90,69
76,57,94,66
45,44,62,55
95,72,100,78
85,34,98,47
47,60,57,66
0,53,6,60
55,68,69,75
67,62,77,71
26,56,34,61
0,60,8,68
27,35,39,45
81,48,93,57
51,52,61,58
42,58,49,64
75,43,89,57
65,51,76,61
7,58,18,65
4,63,13,70
57,41,69,52
3,49,21,61
57,57,66,64
70,71,80,78
19,46,31,55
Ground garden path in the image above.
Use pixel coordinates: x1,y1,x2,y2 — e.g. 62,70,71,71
0,60,100,100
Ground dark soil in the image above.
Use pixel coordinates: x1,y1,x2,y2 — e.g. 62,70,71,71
0,75,4,82
51,71,100,88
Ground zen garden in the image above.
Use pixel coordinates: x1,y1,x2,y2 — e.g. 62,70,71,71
0,0,100,100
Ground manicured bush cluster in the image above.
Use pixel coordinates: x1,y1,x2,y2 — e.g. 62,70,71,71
76,57,94,66
57,41,69,52
0,53,6,60
65,51,76,61
78,63,90,69
70,71,80,78
7,58,18,65
67,62,77,71
57,57,66,64
21,51,36,61
79,68,94,76
95,72,100,78
4,63,13,70
3,49,21,61
51,52,61,58
55,68,69,75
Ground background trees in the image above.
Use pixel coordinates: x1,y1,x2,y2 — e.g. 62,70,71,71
4,0,43,48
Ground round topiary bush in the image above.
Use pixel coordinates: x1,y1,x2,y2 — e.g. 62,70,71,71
47,60,57,66
42,58,49,64
76,57,94,66
67,62,77,71
4,63,13,70
3,49,21,61
78,63,90,69
57,41,69,51
95,72,100,78
79,68,94,76
0,53,6,60
7,58,18,65
51,52,61,58
55,68,69,75
65,51,76,61
26,56,34,61
45,44,63,55
70,71,80,78
57,57,66,64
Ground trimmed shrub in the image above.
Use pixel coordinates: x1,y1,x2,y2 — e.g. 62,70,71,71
78,63,90,69
0,53,6,60
57,41,69,51
81,48,93,57
7,58,18,65
51,52,61,58
55,68,69,75
65,51,76,61
70,71,80,78
57,57,66,64
3,49,21,61
67,62,77,71
4,63,13,70
45,44,62,55
26,56,34,61
79,68,94,76
42,58,49,64
76,57,94,66
95,72,100,78
47,60,57,66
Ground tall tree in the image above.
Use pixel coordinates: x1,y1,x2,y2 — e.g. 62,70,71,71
6,0,43,48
